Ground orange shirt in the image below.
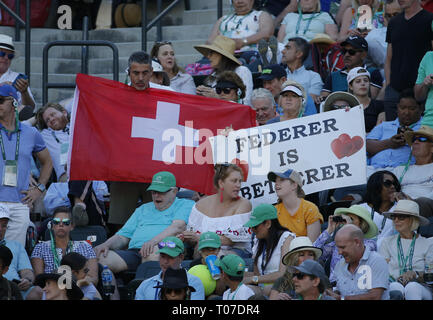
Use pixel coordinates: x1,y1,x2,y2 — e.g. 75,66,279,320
275,199,324,237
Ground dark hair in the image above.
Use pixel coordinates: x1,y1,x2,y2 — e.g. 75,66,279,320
217,71,246,99
53,206,73,224
226,274,244,282
128,51,151,70
36,102,69,130
0,245,13,268
364,170,401,212
159,287,190,300
150,41,183,75
288,37,310,63
60,252,87,272
204,54,239,87
213,164,244,190
307,275,326,293
253,219,290,272
399,88,418,104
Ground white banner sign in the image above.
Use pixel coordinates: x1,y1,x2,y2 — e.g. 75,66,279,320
209,106,367,207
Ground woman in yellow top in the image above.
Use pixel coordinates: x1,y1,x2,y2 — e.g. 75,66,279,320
267,169,323,242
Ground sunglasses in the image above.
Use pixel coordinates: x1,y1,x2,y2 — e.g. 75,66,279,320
293,272,308,280
216,87,234,95
164,288,185,295
329,104,350,110
83,267,89,274
390,214,410,221
383,179,398,189
0,51,14,59
412,136,430,143
52,218,71,226
155,41,172,46
341,48,363,56
158,241,177,249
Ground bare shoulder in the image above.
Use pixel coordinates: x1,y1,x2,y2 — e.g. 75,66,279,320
195,194,217,213
234,197,252,214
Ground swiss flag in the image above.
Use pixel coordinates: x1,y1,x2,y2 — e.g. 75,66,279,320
68,74,256,195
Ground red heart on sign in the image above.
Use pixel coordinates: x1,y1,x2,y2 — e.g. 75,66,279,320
231,158,249,182
331,134,364,159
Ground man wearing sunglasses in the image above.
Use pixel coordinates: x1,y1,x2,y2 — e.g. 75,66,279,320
95,171,194,275
0,84,52,247
0,34,35,111
135,236,204,300
320,35,383,100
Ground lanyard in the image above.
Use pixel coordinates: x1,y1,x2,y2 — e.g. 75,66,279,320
261,243,267,275
296,8,319,35
371,207,387,234
0,130,20,161
398,151,412,184
397,234,416,275
50,231,74,270
50,130,60,143
230,282,243,300
222,11,253,34
154,280,160,300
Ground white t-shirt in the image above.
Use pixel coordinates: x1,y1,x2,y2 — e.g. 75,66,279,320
222,283,255,300
379,234,433,280
253,231,295,275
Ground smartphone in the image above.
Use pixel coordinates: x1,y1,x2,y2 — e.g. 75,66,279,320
12,73,28,88
332,216,345,223
12,279,21,284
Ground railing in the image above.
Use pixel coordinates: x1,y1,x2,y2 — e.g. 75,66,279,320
0,0,31,79
42,40,119,106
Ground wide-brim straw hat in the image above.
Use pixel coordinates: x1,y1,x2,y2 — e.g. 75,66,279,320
334,205,378,239
382,199,429,226
404,125,433,146
282,236,322,265
323,91,361,112
309,33,336,45
194,35,241,66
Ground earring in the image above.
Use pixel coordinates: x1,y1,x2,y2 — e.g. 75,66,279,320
220,188,224,203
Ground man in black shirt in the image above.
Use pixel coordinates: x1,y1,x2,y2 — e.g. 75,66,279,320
384,0,433,120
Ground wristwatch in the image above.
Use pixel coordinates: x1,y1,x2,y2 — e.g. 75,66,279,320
252,275,259,285
36,183,46,193
242,38,248,45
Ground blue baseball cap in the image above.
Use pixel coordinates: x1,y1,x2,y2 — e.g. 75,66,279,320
258,64,287,81
0,84,18,100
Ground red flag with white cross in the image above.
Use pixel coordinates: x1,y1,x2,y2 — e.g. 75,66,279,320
68,74,256,195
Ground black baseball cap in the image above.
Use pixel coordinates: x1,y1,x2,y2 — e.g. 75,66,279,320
341,35,368,51
258,64,287,81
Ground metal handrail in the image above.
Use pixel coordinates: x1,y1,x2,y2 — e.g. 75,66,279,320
0,0,31,79
42,40,119,106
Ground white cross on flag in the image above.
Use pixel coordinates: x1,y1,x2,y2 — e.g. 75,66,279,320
69,74,256,195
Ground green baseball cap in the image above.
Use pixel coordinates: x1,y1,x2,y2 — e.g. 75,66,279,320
214,254,246,277
198,232,221,251
244,204,277,228
157,236,184,257
147,171,176,193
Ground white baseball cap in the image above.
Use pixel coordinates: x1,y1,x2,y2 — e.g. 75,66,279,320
0,34,15,52
152,60,164,73
0,203,10,220
347,67,370,85
280,85,303,97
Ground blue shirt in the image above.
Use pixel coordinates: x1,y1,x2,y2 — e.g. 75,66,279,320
366,118,421,168
322,67,384,93
4,239,32,281
0,122,46,202
333,246,390,300
267,95,317,124
286,65,324,96
135,270,205,300
117,197,194,249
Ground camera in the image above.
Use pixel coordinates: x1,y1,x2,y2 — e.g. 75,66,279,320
332,216,345,223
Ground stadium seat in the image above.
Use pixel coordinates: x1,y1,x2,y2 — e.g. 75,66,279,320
44,225,107,247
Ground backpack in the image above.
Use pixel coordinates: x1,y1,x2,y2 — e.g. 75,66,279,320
310,43,345,82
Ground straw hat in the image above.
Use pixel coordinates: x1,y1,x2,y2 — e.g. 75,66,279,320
323,91,361,112
404,125,433,146
382,199,429,226
194,35,241,66
309,33,336,45
282,236,322,265
334,205,378,239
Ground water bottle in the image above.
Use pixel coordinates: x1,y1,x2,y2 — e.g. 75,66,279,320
205,255,221,280
424,263,433,285
101,265,114,296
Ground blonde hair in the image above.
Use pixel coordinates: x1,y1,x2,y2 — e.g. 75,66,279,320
299,0,321,13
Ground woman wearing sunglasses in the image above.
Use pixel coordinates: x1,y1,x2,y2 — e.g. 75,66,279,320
268,236,322,300
358,170,400,248
60,252,102,300
215,71,246,103
313,204,378,283
154,267,195,300
182,163,252,259
30,207,99,290
150,41,196,95
379,200,433,300
346,67,385,133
